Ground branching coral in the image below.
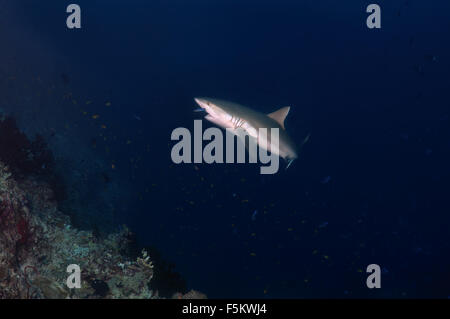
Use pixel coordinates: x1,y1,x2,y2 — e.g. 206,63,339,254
0,163,11,192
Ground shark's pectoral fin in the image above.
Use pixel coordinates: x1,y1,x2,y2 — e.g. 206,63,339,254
267,106,290,129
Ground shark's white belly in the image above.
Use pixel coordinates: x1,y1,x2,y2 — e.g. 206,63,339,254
204,113,283,158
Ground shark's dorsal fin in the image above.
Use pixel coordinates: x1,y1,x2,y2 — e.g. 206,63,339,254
267,106,290,129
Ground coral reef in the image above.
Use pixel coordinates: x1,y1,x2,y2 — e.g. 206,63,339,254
0,113,66,203
0,162,158,298
143,245,188,298
172,290,208,300
0,114,205,299
0,159,207,299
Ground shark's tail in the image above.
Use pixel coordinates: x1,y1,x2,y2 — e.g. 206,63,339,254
302,132,310,144
299,133,311,154
285,133,310,170
286,159,295,170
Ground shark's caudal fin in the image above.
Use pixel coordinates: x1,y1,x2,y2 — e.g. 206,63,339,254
298,132,311,157
285,133,310,170
301,133,311,146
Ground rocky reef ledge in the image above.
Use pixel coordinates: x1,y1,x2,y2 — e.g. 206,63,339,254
0,161,205,299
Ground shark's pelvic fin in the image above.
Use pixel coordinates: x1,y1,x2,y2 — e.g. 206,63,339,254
267,106,290,129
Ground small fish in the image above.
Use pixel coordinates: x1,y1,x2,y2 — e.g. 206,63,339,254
251,210,258,221
133,114,142,121
318,221,329,228
101,172,111,183
414,65,425,77
321,176,331,184
424,54,438,63
61,73,70,85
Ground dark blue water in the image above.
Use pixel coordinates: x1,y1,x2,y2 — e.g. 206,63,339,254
1,0,449,298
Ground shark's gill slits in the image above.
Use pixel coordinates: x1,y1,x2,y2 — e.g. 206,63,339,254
231,115,245,129
231,115,237,127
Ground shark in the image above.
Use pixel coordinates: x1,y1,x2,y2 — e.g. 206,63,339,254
194,97,308,168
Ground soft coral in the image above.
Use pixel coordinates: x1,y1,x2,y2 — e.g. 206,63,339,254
17,216,30,245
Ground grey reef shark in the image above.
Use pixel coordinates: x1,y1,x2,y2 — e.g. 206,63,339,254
194,97,309,169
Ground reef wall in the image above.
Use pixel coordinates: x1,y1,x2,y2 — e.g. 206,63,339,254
0,115,205,299
0,160,156,298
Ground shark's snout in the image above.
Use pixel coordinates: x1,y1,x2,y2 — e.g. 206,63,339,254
194,97,225,119
194,98,209,109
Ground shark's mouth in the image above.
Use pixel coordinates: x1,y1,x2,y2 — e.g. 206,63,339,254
195,99,231,124
195,98,254,133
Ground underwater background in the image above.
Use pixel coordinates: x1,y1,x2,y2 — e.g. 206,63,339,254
0,0,449,298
